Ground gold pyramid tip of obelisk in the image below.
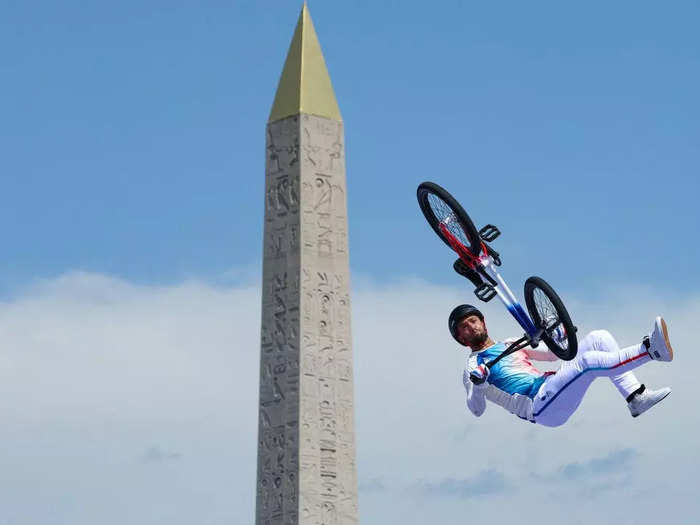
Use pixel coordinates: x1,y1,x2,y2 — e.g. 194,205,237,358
268,2,342,123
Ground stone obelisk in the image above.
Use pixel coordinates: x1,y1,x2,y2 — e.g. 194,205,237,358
256,4,359,524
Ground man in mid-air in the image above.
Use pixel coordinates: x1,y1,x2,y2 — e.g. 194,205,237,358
450,304,673,426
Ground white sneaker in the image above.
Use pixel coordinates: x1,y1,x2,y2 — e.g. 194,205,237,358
628,387,671,418
646,317,674,362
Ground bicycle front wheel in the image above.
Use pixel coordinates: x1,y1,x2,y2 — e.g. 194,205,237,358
524,276,578,360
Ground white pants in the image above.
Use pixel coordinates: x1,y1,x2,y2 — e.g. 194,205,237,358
532,330,649,427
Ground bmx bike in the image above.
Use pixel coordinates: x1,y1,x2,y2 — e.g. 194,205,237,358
416,181,578,373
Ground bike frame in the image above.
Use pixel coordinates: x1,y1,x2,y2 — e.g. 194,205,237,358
439,220,542,346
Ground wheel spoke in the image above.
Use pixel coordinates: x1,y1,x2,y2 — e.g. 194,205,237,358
427,193,471,249
533,288,568,349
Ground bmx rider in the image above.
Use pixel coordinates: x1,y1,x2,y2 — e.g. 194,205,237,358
450,304,673,427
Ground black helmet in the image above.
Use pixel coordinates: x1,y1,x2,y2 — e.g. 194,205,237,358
448,304,484,345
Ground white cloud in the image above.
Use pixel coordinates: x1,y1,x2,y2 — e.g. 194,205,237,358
0,272,698,524
0,272,260,525
353,278,700,524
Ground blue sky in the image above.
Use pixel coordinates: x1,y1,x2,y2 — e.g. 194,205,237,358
1,2,700,524
2,0,699,295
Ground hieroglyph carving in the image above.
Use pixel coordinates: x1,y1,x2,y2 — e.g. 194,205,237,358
258,116,302,525
298,115,358,525
257,114,358,525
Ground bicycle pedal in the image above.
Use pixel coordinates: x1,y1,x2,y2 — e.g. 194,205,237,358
479,224,500,242
474,282,497,302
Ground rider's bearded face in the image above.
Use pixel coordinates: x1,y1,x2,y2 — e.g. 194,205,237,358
457,315,488,348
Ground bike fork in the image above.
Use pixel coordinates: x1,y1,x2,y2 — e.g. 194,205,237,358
479,258,538,338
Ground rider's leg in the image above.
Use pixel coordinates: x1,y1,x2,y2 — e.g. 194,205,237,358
584,329,642,399
532,330,652,427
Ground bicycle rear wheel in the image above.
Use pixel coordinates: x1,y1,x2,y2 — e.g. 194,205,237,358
524,276,578,360
417,181,482,256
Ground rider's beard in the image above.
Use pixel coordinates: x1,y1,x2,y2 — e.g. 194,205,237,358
468,329,489,348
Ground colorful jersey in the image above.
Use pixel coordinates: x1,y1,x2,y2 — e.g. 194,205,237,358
477,343,548,398
463,341,555,422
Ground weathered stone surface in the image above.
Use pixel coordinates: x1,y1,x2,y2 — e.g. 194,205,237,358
256,114,358,524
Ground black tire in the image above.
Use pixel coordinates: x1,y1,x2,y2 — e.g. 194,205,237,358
416,181,482,256
524,276,578,360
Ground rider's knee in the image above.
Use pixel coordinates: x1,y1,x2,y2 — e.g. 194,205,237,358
588,329,616,352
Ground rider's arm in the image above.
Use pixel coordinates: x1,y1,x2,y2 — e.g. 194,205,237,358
523,345,559,362
463,369,487,417
503,337,558,362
